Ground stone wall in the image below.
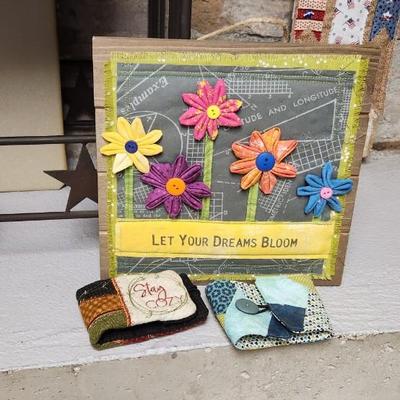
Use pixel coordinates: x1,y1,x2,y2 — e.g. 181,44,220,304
192,0,293,41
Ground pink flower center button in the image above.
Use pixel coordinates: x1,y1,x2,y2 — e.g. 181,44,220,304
206,105,221,120
320,187,333,200
166,178,186,196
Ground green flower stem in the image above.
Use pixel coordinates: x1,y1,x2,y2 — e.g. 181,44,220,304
245,185,259,221
200,136,214,220
125,167,134,218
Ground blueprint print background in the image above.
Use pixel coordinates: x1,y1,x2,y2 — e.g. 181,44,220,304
113,62,355,275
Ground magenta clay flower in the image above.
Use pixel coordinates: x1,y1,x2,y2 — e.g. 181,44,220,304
179,79,243,141
140,155,211,218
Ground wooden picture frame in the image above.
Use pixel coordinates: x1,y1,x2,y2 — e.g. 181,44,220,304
93,37,379,285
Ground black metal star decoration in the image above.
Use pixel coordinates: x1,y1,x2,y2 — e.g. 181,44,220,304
45,145,98,211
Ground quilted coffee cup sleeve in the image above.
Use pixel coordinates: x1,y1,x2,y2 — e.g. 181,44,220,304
76,271,208,349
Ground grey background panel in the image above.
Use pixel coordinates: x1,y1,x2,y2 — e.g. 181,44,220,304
114,63,354,275
116,256,324,275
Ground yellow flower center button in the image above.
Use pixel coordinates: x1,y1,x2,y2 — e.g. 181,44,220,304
206,105,221,120
166,178,186,196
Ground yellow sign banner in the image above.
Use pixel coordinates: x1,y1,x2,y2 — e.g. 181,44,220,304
115,219,335,259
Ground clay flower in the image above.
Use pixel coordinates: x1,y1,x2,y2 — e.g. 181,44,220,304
100,117,162,174
179,79,243,141
141,155,211,218
297,162,353,218
230,128,298,194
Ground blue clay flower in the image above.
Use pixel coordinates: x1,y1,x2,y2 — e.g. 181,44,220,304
297,162,353,218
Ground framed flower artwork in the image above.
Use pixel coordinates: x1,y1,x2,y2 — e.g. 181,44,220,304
93,38,379,285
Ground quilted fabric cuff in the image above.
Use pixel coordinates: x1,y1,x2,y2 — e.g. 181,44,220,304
76,271,208,349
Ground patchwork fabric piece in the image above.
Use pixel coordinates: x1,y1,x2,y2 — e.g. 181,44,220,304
328,0,371,44
179,79,243,141
100,116,163,174
77,271,208,349
230,128,297,195
206,280,237,314
206,275,332,350
79,294,124,327
293,0,328,41
141,155,211,218
297,161,353,218
370,0,400,40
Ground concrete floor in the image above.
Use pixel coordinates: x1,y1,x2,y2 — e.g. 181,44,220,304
1,151,400,399
1,333,399,400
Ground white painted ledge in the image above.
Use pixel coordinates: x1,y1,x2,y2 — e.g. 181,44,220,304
1,151,399,371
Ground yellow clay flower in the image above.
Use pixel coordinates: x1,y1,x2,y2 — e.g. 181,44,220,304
100,117,163,174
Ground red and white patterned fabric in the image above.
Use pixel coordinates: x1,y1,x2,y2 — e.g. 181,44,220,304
293,0,328,41
328,0,371,44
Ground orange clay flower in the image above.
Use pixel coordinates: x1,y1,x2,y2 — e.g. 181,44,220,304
230,128,298,194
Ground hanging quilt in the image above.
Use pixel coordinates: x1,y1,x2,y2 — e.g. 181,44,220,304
94,38,379,284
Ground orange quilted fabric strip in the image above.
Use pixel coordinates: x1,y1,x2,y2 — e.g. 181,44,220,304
80,294,123,327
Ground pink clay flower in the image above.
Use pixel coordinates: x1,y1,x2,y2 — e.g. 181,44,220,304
179,79,243,141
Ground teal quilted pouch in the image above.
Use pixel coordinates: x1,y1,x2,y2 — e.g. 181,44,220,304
206,275,333,350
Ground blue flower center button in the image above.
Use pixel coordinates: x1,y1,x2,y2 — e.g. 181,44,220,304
125,140,138,154
256,152,276,172
320,187,333,199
